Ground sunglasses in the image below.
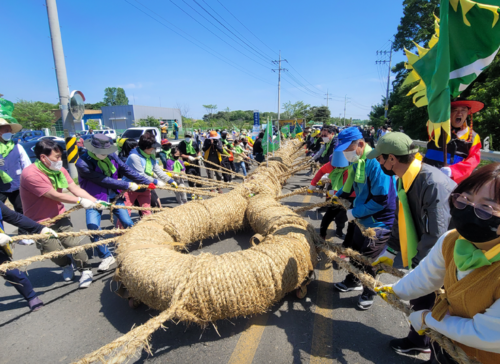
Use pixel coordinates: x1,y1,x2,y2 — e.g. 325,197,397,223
451,193,499,220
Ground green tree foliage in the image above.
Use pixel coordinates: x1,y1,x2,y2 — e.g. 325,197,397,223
85,102,106,110
12,100,57,130
103,87,129,106
134,115,160,128
282,101,311,119
85,119,100,130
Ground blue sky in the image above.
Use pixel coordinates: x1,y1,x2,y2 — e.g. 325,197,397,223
4,0,407,120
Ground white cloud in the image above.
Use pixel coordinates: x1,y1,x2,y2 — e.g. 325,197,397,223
118,83,143,89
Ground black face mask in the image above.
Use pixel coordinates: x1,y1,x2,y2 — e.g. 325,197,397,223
452,205,500,243
380,161,396,177
173,155,180,160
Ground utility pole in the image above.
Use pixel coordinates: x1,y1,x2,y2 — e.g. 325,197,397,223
324,89,332,108
376,41,393,119
272,50,288,126
45,0,73,134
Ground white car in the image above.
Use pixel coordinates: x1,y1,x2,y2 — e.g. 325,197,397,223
118,127,162,153
94,129,117,142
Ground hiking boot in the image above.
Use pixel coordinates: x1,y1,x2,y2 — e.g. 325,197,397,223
97,256,116,272
79,270,93,289
390,337,431,354
28,296,44,311
333,275,362,292
357,290,374,310
62,264,74,282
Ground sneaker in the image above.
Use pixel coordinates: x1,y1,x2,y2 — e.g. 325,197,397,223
18,239,35,246
191,194,197,200
390,337,431,354
357,291,374,310
79,270,93,289
333,276,363,292
28,296,44,311
62,264,74,282
97,256,116,272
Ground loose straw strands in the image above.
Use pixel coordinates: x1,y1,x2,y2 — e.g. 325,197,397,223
11,228,127,243
0,236,119,273
316,243,480,364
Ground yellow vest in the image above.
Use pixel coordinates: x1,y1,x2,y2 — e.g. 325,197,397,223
432,230,500,364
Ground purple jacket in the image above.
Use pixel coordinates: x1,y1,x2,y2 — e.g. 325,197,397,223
76,152,151,201
165,159,185,172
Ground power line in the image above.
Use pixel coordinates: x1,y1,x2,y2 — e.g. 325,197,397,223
125,0,275,86
216,0,277,56
193,0,273,62
287,61,325,94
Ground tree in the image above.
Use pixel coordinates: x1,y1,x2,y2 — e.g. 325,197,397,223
85,119,100,130
282,101,310,119
85,102,106,110
103,87,129,106
12,100,57,130
202,104,217,122
133,115,160,127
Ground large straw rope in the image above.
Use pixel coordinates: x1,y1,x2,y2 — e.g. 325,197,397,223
11,228,127,243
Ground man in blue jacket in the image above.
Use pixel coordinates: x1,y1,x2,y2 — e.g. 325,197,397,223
333,127,397,310
76,134,153,272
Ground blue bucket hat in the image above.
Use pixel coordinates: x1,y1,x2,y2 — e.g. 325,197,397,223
331,151,349,168
334,127,363,152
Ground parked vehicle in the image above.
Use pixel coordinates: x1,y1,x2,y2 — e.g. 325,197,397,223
94,129,117,142
31,135,65,142
21,137,68,169
12,130,45,143
117,127,161,153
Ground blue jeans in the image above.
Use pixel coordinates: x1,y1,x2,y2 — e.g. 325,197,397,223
174,130,178,140
86,199,134,258
234,161,247,176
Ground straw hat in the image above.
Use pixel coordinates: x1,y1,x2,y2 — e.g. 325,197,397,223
0,98,22,133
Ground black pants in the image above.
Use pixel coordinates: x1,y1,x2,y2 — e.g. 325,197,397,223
221,158,232,183
320,205,348,237
0,249,37,301
185,164,202,188
0,189,23,214
407,292,436,348
255,153,265,163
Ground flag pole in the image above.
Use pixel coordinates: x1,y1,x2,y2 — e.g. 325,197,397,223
266,117,269,167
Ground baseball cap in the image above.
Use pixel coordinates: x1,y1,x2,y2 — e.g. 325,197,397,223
366,132,419,159
334,127,363,152
331,151,349,168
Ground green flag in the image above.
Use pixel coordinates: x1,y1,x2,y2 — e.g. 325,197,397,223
403,0,500,146
262,121,276,154
294,123,303,136
280,125,289,138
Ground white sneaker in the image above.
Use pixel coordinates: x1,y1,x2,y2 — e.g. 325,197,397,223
18,239,35,246
62,264,74,282
97,256,116,272
79,270,93,288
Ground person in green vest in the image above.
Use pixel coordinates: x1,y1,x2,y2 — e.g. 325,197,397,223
179,132,203,200
173,119,179,140
159,139,172,169
165,146,187,204
367,132,455,356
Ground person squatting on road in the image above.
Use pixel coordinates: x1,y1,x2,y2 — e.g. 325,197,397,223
20,139,106,288
179,132,204,200
367,132,456,356
165,146,188,205
333,127,397,310
123,132,177,215
76,134,154,272
376,163,500,364
0,201,57,311
308,151,352,240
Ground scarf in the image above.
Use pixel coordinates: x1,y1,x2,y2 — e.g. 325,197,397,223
172,159,184,173
454,238,500,271
234,145,244,154
185,140,196,155
88,151,116,177
342,145,372,194
165,149,173,160
397,159,422,269
35,159,68,190
321,138,333,157
328,167,347,192
138,148,154,177
0,141,15,184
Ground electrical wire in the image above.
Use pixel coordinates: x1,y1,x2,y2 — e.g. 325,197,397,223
125,0,275,86
287,61,325,95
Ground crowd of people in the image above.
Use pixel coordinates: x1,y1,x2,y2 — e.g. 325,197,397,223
1,94,499,363
305,98,499,364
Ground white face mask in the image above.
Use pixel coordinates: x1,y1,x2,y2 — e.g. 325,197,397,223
96,154,108,160
343,149,360,163
185,138,191,143
44,157,63,171
2,133,12,141
322,136,330,143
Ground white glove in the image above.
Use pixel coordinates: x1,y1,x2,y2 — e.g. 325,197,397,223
128,182,139,191
327,190,336,198
157,180,166,187
197,155,203,160
346,209,355,222
320,175,330,183
307,185,316,194
440,167,452,178
188,156,196,162
41,227,58,238
171,181,178,188
78,197,97,210
0,233,13,247
95,200,111,210
409,310,431,335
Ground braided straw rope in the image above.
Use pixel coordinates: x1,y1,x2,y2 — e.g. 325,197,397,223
202,158,247,179
137,184,220,197
0,236,119,273
11,228,127,243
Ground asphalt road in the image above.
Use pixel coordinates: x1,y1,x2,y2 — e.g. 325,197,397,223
0,164,429,364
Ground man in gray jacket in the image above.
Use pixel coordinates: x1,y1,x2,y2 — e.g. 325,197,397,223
367,132,456,357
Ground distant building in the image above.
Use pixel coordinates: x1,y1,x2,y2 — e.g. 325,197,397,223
53,109,103,133
101,105,182,133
